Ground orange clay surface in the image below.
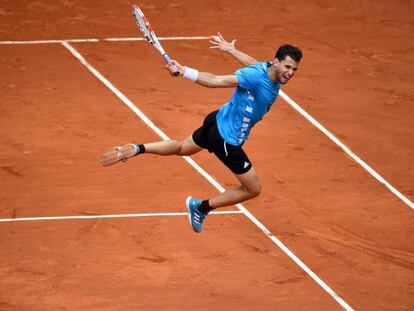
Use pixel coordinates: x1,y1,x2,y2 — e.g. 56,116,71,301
0,1,413,310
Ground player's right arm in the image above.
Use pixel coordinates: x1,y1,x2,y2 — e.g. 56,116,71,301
195,72,238,88
167,61,238,88
210,32,258,67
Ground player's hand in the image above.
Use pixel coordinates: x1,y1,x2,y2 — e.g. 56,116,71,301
210,32,236,52
166,60,184,76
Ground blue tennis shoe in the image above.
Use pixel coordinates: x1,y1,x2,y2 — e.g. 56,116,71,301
186,196,208,233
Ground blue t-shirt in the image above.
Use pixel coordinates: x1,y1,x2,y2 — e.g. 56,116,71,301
216,62,281,146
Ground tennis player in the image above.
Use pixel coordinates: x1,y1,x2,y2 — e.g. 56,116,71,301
101,33,302,233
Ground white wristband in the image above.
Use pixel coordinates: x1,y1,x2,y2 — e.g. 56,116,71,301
183,66,199,81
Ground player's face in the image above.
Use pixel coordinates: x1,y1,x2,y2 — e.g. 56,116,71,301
274,56,299,84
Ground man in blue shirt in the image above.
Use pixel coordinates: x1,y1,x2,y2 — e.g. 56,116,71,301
101,33,302,233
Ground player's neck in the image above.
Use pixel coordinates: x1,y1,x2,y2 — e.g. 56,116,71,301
268,64,280,83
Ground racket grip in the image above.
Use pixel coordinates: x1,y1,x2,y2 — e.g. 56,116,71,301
163,54,180,76
163,54,171,63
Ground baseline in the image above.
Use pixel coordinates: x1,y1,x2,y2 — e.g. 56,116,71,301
61,40,354,311
0,36,209,45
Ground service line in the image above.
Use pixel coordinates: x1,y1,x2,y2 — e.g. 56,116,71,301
61,41,354,310
0,210,242,223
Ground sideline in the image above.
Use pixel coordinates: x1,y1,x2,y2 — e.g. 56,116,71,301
280,91,413,210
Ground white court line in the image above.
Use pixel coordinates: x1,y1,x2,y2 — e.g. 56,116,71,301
280,92,414,210
105,36,209,42
0,36,209,45
61,41,354,311
0,210,242,223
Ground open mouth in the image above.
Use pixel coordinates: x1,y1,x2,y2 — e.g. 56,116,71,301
281,75,290,83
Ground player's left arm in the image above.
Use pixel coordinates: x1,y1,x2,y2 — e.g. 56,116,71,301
210,33,258,67
167,60,238,88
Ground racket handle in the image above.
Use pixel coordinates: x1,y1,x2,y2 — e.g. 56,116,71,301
163,54,180,76
163,54,171,63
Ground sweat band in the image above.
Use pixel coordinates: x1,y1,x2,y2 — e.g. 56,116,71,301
183,66,199,81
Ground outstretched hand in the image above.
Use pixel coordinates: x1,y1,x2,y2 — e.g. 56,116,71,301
210,32,236,52
166,60,184,76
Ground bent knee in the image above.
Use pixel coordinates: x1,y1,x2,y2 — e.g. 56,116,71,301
177,138,201,156
247,183,262,198
176,140,191,156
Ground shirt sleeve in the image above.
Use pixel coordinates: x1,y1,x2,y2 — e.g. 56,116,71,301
235,64,262,90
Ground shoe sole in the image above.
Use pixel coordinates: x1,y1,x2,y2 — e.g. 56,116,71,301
185,196,192,227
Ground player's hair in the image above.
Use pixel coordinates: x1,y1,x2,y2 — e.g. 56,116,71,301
275,44,302,62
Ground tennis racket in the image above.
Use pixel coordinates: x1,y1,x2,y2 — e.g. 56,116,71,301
132,4,179,74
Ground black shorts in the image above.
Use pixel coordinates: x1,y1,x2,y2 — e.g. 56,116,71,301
192,110,252,175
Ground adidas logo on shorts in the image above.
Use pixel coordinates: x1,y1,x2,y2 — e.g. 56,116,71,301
244,162,250,169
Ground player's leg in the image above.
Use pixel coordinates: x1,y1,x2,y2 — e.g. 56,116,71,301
100,111,217,167
208,167,261,208
144,135,202,156
205,135,261,209
186,121,261,232
100,135,202,166
186,167,260,233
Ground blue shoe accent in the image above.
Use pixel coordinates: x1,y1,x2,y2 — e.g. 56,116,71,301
186,196,208,233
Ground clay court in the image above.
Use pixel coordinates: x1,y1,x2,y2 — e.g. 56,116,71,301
0,1,413,310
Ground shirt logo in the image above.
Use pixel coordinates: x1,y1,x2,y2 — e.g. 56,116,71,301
247,90,254,101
